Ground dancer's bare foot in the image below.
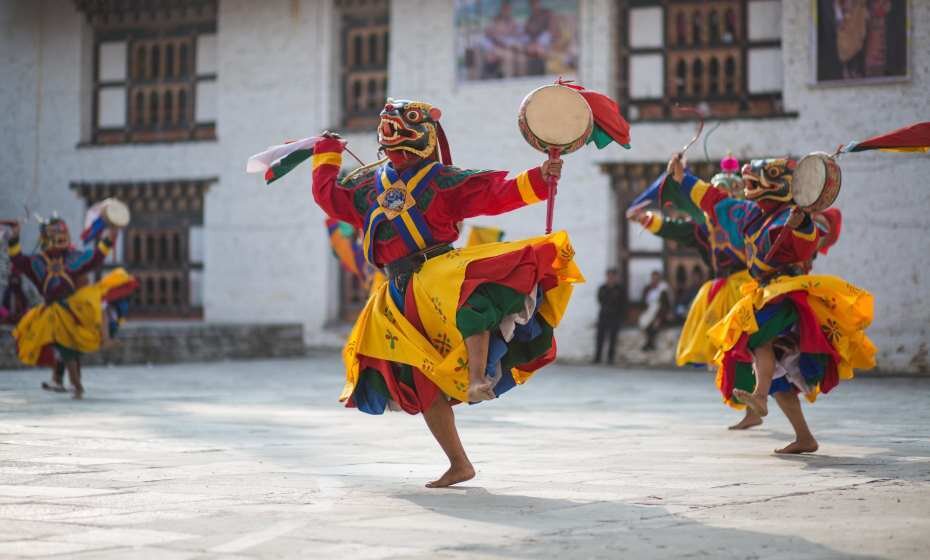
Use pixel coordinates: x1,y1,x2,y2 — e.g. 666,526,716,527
732,389,768,417
467,379,496,403
426,461,476,488
71,386,85,400
775,438,819,454
728,410,764,430
41,382,67,393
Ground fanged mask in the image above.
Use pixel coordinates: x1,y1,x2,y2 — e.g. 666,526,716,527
741,158,796,203
40,219,71,251
378,98,441,160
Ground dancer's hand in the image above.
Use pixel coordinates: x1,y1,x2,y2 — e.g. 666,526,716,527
628,208,653,227
541,157,563,180
667,153,686,182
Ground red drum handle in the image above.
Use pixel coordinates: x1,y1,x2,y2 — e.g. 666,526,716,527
545,147,561,234
763,207,805,262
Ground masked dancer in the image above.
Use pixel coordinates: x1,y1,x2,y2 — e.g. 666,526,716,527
661,153,874,453
7,218,136,398
310,98,584,487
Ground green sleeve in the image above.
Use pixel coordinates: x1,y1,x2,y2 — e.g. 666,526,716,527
655,216,698,248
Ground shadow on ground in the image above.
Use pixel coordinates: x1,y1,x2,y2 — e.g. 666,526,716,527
398,487,881,559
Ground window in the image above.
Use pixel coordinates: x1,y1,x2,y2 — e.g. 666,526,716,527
618,0,785,121
71,179,213,319
339,0,390,130
77,0,218,144
603,160,721,319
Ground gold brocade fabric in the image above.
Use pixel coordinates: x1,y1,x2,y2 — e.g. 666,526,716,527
13,268,136,365
676,270,752,366
708,274,877,394
340,232,583,403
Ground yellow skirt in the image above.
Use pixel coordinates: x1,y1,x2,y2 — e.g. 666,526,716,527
676,270,752,366
12,268,136,366
708,274,876,406
341,231,583,404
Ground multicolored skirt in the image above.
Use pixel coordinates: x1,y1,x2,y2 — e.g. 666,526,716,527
708,274,876,409
12,268,138,366
676,270,752,366
341,231,583,414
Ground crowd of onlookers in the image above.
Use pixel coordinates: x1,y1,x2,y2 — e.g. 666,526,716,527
592,267,704,364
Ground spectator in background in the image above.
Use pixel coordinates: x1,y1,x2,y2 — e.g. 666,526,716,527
639,270,671,351
592,268,626,364
480,0,523,79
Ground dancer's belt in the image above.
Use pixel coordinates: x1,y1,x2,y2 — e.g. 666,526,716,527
383,243,453,282
758,263,809,286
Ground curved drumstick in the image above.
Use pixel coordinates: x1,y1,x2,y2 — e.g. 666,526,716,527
343,145,366,167
676,106,705,158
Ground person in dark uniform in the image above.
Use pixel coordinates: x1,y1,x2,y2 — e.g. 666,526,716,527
593,268,626,364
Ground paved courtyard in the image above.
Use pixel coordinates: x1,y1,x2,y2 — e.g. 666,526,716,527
0,354,928,559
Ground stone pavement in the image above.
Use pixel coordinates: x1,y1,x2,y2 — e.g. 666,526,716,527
0,355,928,559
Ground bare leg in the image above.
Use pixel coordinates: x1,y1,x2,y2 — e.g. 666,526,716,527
772,391,818,454
42,362,67,392
422,396,475,488
464,331,494,402
733,342,774,417
728,409,763,430
65,360,84,400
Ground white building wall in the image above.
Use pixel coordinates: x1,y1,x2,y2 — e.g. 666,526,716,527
2,0,928,372
205,0,342,347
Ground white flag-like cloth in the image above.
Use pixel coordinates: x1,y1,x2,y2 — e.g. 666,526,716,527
246,137,323,184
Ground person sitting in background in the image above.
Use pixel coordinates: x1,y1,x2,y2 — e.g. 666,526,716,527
592,267,626,364
639,270,670,351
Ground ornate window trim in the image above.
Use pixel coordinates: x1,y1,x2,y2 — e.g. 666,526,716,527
76,0,218,145
617,0,793,122
70,178,214,319
338,0,390,131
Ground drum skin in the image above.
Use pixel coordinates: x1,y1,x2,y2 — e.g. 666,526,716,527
101,198,131,227
794,152,841,212
518,84,593,154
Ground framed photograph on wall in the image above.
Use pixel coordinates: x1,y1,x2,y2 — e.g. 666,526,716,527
813,0,909,84
455,0,579,82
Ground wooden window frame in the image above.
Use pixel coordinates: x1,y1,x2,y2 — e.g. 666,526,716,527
617,0,789,122
70,178,214,319
80,0,218,145
338,0,390,131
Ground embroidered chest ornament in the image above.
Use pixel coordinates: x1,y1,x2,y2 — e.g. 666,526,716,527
376,181,417,219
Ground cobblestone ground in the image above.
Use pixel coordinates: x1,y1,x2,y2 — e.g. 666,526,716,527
1,354,928,559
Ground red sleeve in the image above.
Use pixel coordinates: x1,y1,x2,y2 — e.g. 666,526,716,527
7,239,41,288
766,217,822,265
310,138,364,228
445,166,549,221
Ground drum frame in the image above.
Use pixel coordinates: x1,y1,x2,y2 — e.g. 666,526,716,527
794,152,842,212
518,84,593,155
